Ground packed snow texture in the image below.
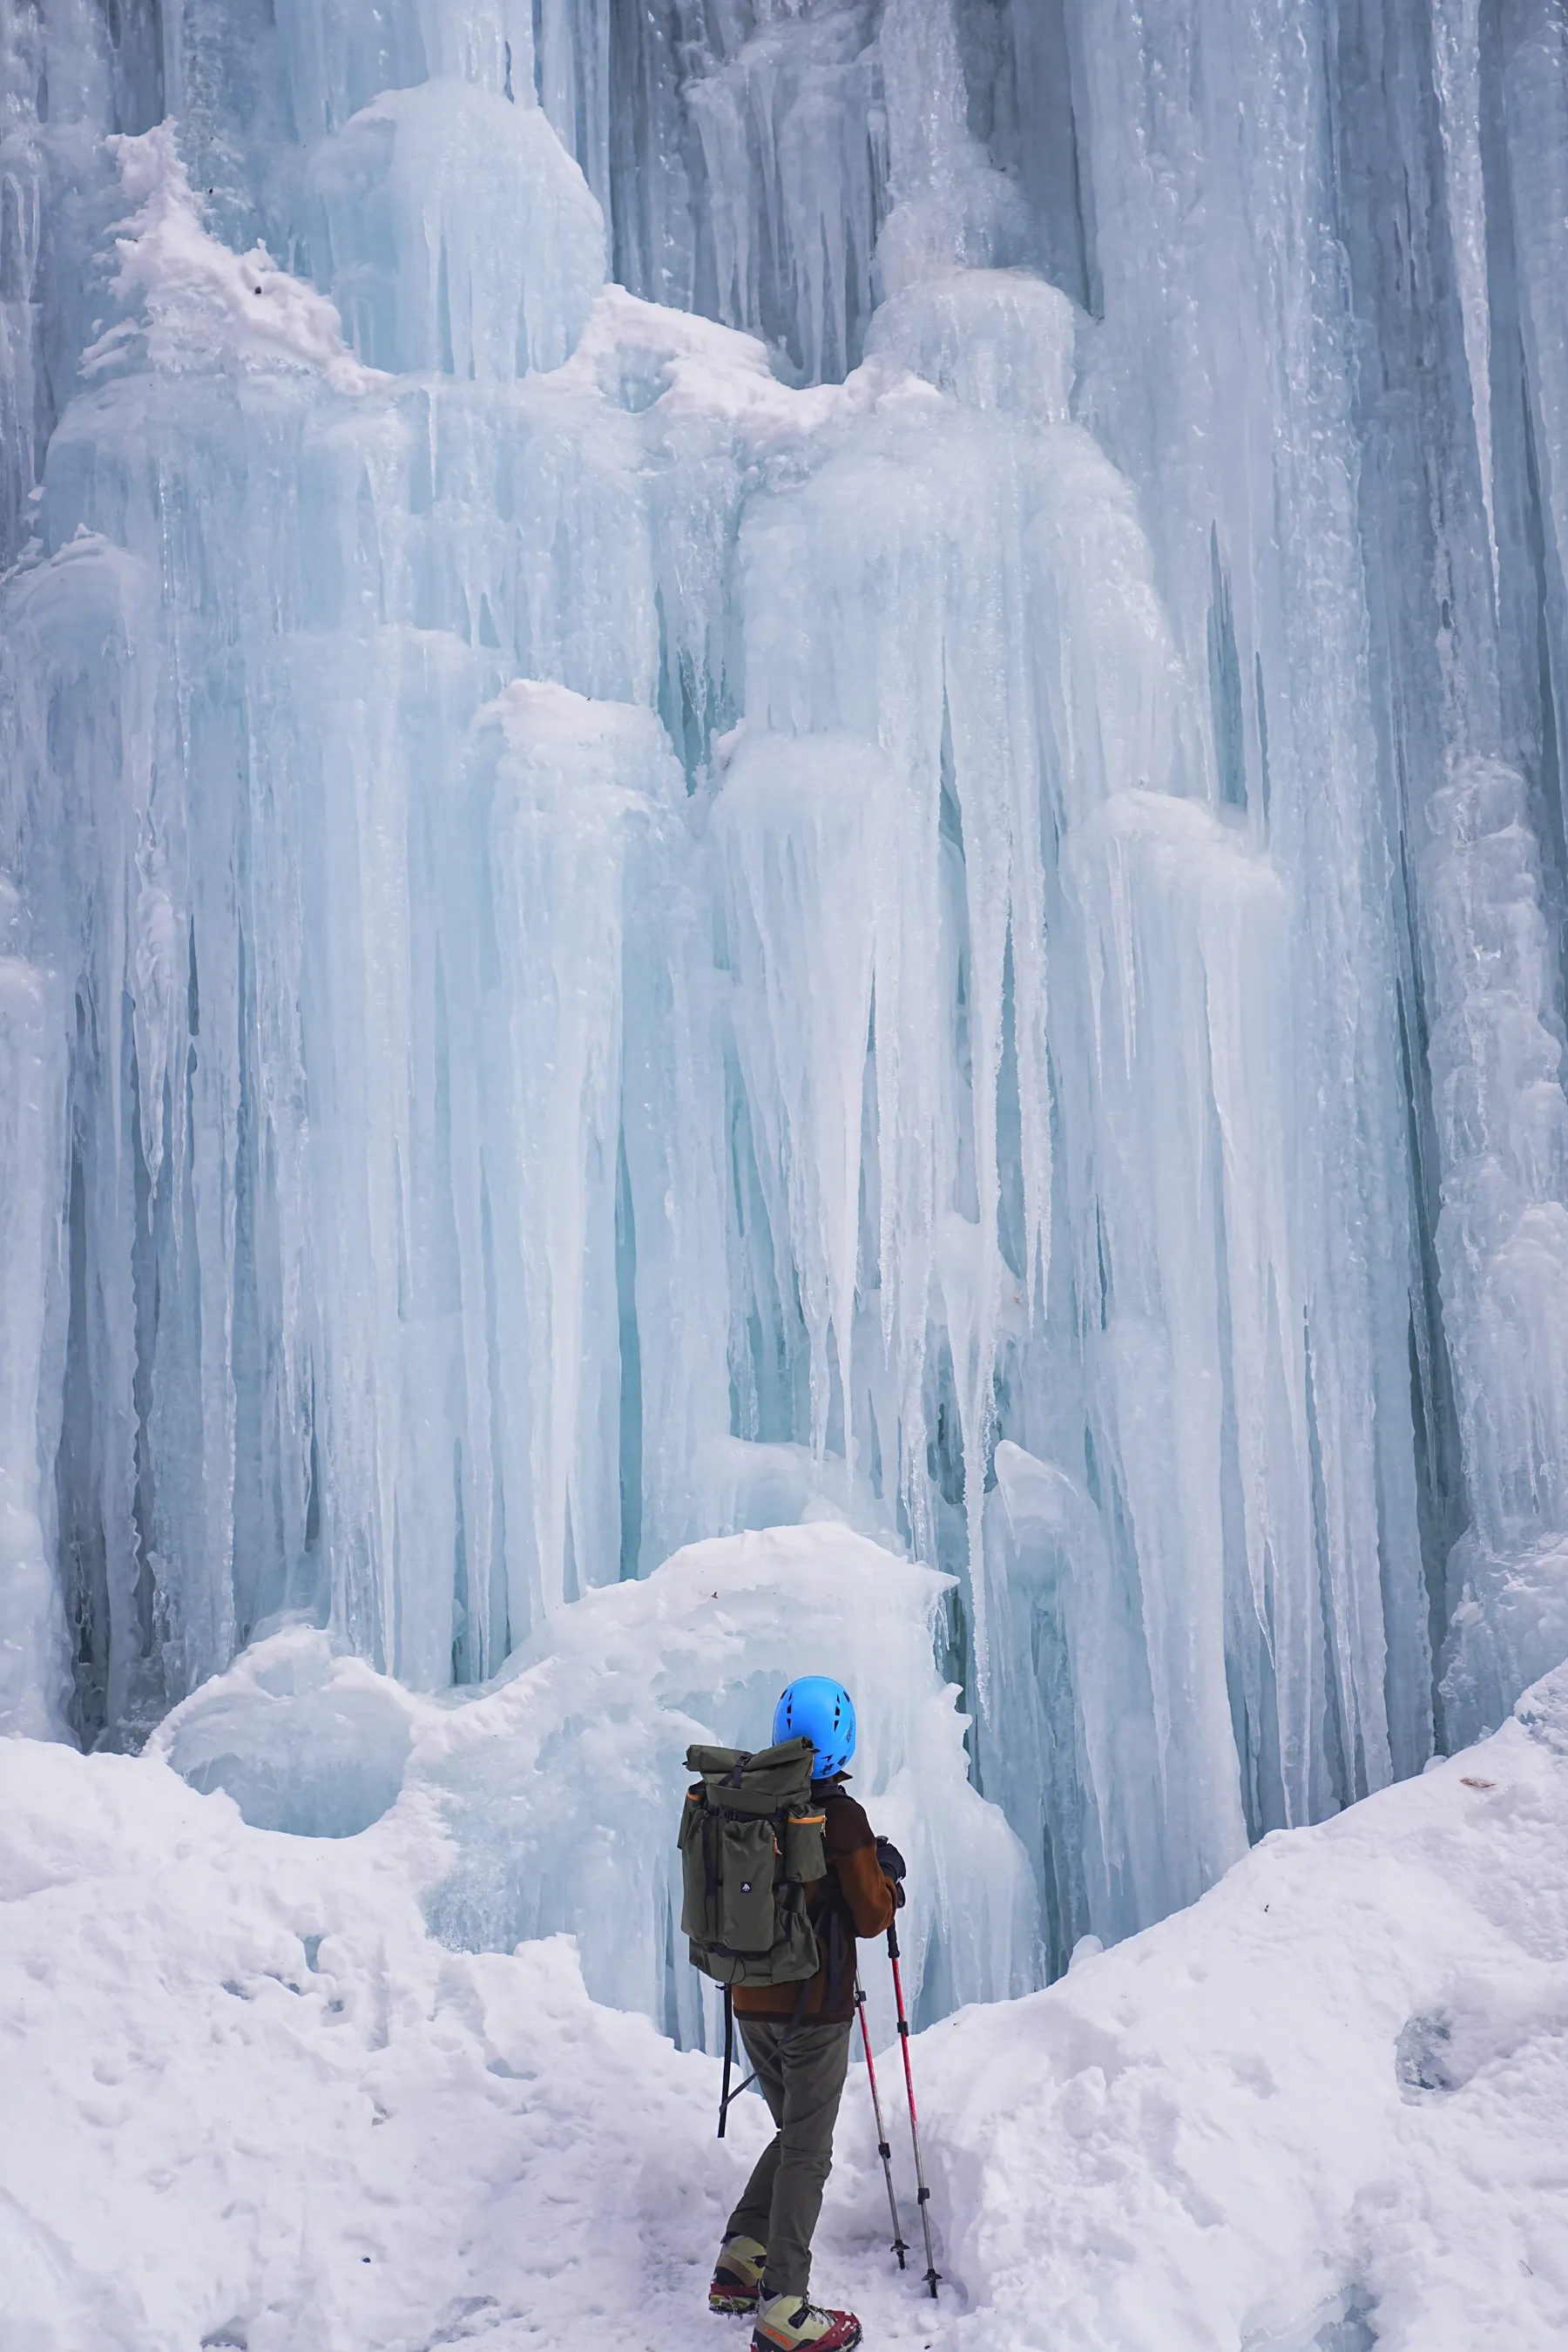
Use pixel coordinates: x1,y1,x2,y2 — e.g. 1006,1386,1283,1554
4,0,1568,1990
5,1604,1568,2351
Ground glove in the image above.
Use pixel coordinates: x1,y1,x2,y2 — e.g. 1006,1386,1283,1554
875,1835,907,1883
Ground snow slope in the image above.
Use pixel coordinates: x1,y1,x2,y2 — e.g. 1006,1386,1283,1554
5,1656,1568,2352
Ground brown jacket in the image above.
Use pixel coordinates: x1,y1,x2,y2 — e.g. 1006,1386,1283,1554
733,1781,898,2024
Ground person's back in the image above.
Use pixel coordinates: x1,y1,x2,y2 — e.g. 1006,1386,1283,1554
704,1677,900,2352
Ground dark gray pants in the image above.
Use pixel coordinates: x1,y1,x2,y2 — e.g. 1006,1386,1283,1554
725,2014,853,2301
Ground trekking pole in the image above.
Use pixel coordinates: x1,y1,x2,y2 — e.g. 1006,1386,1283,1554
854,1972,908,2271
887,1921,940,2298
718,1986,734,2139
719,1975,811,2138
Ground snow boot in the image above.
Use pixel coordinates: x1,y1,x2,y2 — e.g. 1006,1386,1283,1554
751,2294,862,2350
710,2236,767,2315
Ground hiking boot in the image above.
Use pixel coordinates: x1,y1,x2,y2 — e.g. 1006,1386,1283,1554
709,2236,767,2315
751,2294,862,2350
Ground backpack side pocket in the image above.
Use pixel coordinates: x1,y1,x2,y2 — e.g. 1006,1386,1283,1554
767,1881,821,1984
678,1790,720,1945
720,1815,779,1953
782,1810,827,1886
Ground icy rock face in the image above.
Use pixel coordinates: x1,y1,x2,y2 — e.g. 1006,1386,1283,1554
4,0,1568,1995
721,276,1312,1912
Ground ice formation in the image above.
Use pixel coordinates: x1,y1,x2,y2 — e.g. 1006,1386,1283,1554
3,0,1568,1993
153,1523,1037,2044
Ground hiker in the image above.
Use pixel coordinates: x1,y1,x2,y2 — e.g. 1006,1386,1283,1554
686,1675,903,2352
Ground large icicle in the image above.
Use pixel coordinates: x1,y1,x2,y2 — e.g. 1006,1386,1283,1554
456,679,686,1625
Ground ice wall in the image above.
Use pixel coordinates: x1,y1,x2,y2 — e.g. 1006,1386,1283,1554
3,0,1568,1984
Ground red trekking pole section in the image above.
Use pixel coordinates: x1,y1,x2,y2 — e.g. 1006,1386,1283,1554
855,1974,908,2270
887,1921,940,2299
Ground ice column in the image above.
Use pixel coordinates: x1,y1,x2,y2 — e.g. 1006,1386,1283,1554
730,317,1068,1641
722,264,1325,1913
684,0,885,382
1071,0,1434,1800
1501,0,1568,672
455,680,697,1627
874,0,1033,296
1055,793,1312,1903
1428,761,1568,1735
0,885,71,1737
0,0,159,563
1331,0,1568,1741
0,532,171,1742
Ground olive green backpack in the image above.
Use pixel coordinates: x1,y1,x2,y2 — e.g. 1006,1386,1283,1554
678,1735,828,1988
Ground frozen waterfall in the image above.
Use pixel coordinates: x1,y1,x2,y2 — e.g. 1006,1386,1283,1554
3,0,1568,1985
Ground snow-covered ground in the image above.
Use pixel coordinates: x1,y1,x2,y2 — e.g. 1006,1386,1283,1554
6,1625,1567,2351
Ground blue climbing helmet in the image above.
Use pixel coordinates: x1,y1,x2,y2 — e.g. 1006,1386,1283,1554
773,1675,856,1779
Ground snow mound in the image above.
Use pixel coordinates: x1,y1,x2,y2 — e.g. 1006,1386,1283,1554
159,1627,417,1838
916,1670,1568,2349
412,1523,1037,2045
154,1524,1037,2049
